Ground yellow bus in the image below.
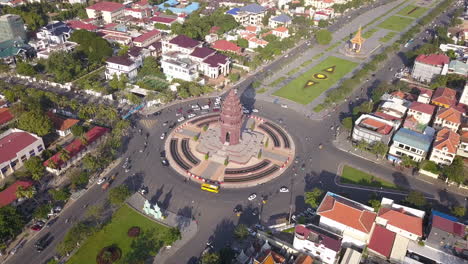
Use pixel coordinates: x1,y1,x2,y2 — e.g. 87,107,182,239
201,183,219,193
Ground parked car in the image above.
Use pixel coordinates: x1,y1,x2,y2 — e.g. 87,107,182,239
248,193,257,201
177,117,185,122
187,113,196,119
279,186,289,193
281,104,288,108
161,158,169,166
97,177,106,185
102,182,110,190
30,225,43,231
202,105,210,110
252,109,259,113
160,132,166,140
35,233,53,253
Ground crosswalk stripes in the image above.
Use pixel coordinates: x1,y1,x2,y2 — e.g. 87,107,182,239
139,119,157,129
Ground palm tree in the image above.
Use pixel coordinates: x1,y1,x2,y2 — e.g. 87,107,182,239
16,186,36,200
59,149,70,162
48,160,58,170
80,134,88,146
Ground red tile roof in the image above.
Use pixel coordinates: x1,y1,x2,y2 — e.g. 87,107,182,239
0,181,33,208
190,47,216,59
133,29,160,43
415,54,449,66
295,225,342,252
373,112,402,122
203,53,229,67
274,26,288,33
436,107,462,124
368,225,396,258
151,16,176,24
318,195,376,233
66,20,98,31
0,108,13,125
106,56,135,66
433,128,460,153
0,131,40,165
87,1,124,12
432,215,466,237
169,35,200,49
378,207,423,236
360,118,393,135
409,102,435,115
46,112,79,132
432,87,457,107
212,40,241,53
44,127,109,168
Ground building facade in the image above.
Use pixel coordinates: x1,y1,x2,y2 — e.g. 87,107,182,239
388,127,434,162
411,54,449,83
352,114,396,145
293,224,342,264
105,56,139,80
433,107,461,132
429,128,460,165
86,1,125,24
226,4,267,26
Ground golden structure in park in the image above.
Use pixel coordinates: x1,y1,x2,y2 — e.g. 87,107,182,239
349,26,365,53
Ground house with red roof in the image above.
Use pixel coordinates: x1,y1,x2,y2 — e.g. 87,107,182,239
0,181,33,208
272,26,289,39
429,128,460,165
46,112,79,137
352,114,398,145
44,126,109,175
368,225,396,259
86,1,125,24
433,106,462,132
411,54,449,83
293,224,342,264
431,87,457,108
66,20,98,32
133,29,161,47
151,16,177,27
417,87,433,104
211,40,242,54
0,108,14,127
406,101,435,126
317,192,376,248
0,129,44,178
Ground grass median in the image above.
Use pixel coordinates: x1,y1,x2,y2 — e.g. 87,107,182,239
340,165,403,190
377,15,414,31
68,204,178,264
379,32,398,42
273,56,357,105
397,5,428,18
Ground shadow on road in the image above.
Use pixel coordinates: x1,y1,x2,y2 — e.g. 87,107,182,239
161,188,173,210
176,206,193,230
123,172,144,192
150,184,165,205
211,219,235,251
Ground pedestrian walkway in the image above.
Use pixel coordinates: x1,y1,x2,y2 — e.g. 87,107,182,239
139,118,157,129
126,193,198,264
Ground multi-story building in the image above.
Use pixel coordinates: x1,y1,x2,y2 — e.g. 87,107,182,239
0,14,26,42
380,96,409,119
272,27,289,39
161,55,199,81
317,192,376,248
429,128,460,165
431,87,457,108
226,4,267,26
35,21,73,48
86,1,125,24
133,29,161,47
458,84,468,106
388,127,435,162
433,107,462,132
47,112,79,137
162,34,202,55
417,88,433,104
211,40,242,54
457,124,468,158
448,60,468,77
306,0,335,9
293,224,342,264
0,128,44,178
269,14,292,28
406,102,435,125
351,114,397,145
411,54,449,83
105,56,139,80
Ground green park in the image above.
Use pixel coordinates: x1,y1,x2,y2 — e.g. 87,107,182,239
340,165,402,190
273,56,358,105
397,5,428,18
67,205,179,264
377,15,415,31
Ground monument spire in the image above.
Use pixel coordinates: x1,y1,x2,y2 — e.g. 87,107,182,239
219,89,243,145
350,26,364,53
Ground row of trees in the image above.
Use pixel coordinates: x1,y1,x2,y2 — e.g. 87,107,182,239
332,0,374,13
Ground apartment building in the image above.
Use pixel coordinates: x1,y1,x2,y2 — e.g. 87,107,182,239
293,224,343,264
388,127,435,162
411,54,449,83
351,114,397,145
226,4,267,26
433,107,462,132
86,1,125,24
429,128,460,165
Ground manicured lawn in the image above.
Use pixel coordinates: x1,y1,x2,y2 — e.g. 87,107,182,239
377,15,414,32
379,32,398,43
273,56,358,105
287,67,301,75
68,205,177,264
301,60,313,67
269,76,286,87
363,28,379,39
256,87,267,94
397,5,428,18
341,165,402,190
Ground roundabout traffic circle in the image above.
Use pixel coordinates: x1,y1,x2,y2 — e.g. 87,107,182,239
164,90,295,188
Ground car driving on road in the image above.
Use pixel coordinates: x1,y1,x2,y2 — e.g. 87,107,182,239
248,193,257,201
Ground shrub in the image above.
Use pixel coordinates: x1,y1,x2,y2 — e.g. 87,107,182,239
224,158,229,166
127,226,141,237
96,246,122,264
205,153,209,160
194,135,199,141
203,125,208,131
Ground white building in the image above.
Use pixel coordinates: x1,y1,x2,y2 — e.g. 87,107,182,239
388,127,435,162
105,56,139,80
351,114,397,145
457,127,468,158
133,29,161,47
269,14,292,28
272,26,290,39
160,55,199,81
411,54,449,83
0,129,44,178
226,3,267,26
35,21,73,48
406,102,435,126
86,1,125,24
36,41,78,60
459,84,468,106
317,192,376,248
433,107,462,132
293,224,342,264
306,0,335,9
429,128,460,165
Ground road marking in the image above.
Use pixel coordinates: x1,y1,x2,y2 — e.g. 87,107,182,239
139,119,157,129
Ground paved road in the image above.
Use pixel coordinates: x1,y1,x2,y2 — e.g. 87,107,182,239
4,2,464,264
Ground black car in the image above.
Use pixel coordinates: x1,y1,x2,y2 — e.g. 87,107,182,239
161,158,169,166
35,232,53,252
233,204,243,214
160,150,166,158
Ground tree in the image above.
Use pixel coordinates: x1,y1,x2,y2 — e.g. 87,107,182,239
401,155,417,168
229,73,240,82
341,117,353,130
86,204,104,225
201,252,220,264
56,221,97,255
70,170,89,190
405,191,426,208
370,142,389,158
118,45,129,56
262,11,274,26
315,29,332,45
70,30,112,63
34,204,52,219
16,62,36,76
123,229,159,264
71,125,85,137
48,188,70,201
109,185,131,205
451,206,466,217
368,199,381,212
46,51,83,83
24,156,45,181
154,23,171,30
16,186,36,200
0,206,24,243
429,75,448,89
304,188,323,208
17,111,53,136
82,154,102,172
234,224,249,239
443,157,466,184
236,38,248,49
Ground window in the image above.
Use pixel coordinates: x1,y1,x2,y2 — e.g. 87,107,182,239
20,155,27,162
29,149,35,156
37,145,44,152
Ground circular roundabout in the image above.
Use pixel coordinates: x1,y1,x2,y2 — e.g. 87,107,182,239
164,90,295,188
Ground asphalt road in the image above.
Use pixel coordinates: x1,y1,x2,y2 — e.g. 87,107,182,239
4,2,464,264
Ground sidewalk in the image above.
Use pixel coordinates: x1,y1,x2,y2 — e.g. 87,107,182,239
125,193,198,264
332,131,468,197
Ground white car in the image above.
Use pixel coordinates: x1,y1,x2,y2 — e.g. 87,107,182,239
200,111,208,115
281,104,288,108
177,116,185,122
201,105,210,110
193,106,201,111
243,109,250,114
97,177,106,185
160,132,166,140
191,104,199,109
252,108,259,113
188,113,196,119
279,186,289,193
248,193,257,201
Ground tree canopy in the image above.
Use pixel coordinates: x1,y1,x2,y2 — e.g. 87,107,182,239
0,206,24,244
315,29,332,45
24,156,45,181
17,111,53,136
171,10,238,40
46,51,84,83
443,157,466,184
304,188,323,208
405,191,427,208
109,185,131,205
70,30,113,64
